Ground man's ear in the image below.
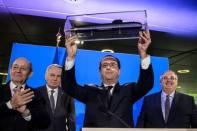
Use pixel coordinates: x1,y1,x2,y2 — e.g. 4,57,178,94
118,69,121,75
9,69,12,80
44,72,48,81
28,71,33,78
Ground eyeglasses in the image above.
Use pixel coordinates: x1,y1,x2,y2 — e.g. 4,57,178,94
101,62,118,68
162,76,177,81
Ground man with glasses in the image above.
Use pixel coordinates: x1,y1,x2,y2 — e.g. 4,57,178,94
137,70,197,128
62,30,154,128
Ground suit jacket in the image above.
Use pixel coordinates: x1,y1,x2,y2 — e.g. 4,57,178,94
36,85,76,131
62,65,154,128
0,81,50,131
136,91,197,128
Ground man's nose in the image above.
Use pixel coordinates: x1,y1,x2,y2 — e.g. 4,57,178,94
16,67,22,72
54,76,60,81
106,65,111,69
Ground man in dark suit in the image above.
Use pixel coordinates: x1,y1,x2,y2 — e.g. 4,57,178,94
0,57,50,131
37,64,75,131
62,30,154,128
137,70,197,128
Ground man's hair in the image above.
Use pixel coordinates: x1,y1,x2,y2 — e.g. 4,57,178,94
11,57,33,73
45,64,62,75
99,55,121,70
160,70,178,80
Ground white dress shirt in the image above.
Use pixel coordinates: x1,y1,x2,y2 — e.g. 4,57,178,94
46,85,58,108
6,81,31,121
161,91,175,119
103,83,116,95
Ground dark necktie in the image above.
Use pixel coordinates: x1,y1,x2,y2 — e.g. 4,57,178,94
165,95,170,123
106,86,113,107
16,86,22,89
50,90,55,113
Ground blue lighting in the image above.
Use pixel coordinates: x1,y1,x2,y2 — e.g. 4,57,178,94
1,0,197,36
8,43,169,130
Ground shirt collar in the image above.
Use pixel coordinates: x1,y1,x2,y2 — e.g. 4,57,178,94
103,83,116,95
10,81,26,90
161,90,175,98
103,83,116,88
46,85,58,94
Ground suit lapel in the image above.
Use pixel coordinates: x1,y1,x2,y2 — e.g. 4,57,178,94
155,92,165,123
54,88,63,114
97,84,124,112
167,92,179,123
97,87,108,110
110,84,124,112
42,87,53,116
3,82,12,101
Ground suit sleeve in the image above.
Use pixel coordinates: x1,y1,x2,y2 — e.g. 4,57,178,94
131,64,154,103
0,85,13,115
62,65,90,103
28,89,51,129
0,102,9,114
191,97,197,128
67,96,76,131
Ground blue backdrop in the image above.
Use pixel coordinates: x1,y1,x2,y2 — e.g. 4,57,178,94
8,43,169,130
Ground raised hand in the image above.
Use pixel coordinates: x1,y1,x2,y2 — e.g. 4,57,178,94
65,35,78,61
10,88,34,109
138,30,151,59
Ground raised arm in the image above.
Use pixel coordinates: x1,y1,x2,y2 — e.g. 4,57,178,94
62,36,89,103
138,30,151,60
65,36,78,62
131,29,154,102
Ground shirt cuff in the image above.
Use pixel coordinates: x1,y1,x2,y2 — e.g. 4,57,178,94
23,109,32,121
141,55,151,70
6,101,13,109
7,101,31,121
65,57,75,70
23,115,31,121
